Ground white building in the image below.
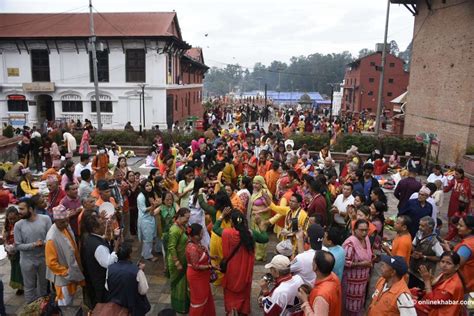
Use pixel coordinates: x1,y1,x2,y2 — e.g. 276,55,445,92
332,81,344,117
0,12,208,130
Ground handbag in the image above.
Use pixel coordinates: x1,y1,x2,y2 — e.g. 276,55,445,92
209,267,218,283
219,241,242,273
92,302,130,316
459,193,469,204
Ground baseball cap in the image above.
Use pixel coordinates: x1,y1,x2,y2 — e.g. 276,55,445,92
265,255,290,270
307,223,324,250
380,255,408,276
276,239,293,257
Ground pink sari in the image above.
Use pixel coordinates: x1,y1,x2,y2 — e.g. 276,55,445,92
79,129,91,155
342,235,373,315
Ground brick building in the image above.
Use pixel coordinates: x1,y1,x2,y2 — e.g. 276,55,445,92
341,51,409,115
393,0,474,164
167,48,208,126
0,12,208,130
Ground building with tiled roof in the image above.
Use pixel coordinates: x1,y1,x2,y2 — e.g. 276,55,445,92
0,12,208,129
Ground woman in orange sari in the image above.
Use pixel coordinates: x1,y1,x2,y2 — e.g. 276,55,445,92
413,251,465,316
185,223,216,316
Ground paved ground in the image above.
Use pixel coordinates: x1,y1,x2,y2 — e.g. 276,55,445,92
0,154,451,315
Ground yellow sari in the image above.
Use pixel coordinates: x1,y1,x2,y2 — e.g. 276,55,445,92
247,176,271,261
209,210,232,286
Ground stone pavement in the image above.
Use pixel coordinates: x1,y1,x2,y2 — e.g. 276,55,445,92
0,157,451,315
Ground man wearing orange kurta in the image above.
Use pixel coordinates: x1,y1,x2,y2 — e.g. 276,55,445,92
92,148,109,182
45,205,85,306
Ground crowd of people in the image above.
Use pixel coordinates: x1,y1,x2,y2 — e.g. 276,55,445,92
0,111,472,316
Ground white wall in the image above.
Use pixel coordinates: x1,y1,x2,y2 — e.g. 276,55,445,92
0,39,172,129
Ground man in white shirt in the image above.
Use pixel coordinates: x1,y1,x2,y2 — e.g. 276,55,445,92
259,255,304,316
74,154,92,181
332,182,355,220
290,223,327,285
82,214,119,308
78,169,94,201
426,165,448,188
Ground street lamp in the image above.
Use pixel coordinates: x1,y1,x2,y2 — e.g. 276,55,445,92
328,83,340,123
375,0,391,135
137,83,148,131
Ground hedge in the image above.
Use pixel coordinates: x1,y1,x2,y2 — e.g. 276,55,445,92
69,130,425,156
73,130,205,147
333,134,425,156
2,125,14,138
289,134,330,151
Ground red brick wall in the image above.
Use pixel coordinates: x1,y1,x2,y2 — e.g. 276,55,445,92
167,87,203,122
404,0,474,165
342,52,409,115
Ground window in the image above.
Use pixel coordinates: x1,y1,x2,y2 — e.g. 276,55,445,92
369,78,375,83
126,49,145,82
368,91,374,96
7,95,28,112
31,49,50,82
90,50,109,82
389,62,395,68
387,92,393,97
370,61,376,66
168,53,173,83
91,101,113,113
62,100,83,112
388,78,394,84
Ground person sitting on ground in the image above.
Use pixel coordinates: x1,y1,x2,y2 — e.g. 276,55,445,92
16,168,38,198
4,159,26,184
41,159,62,183
124,121,135,132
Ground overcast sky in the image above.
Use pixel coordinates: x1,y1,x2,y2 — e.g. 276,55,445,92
1,0,415,69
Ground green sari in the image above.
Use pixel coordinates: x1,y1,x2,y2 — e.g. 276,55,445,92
167,224,189,314
9,252,23,290
160,204,177,269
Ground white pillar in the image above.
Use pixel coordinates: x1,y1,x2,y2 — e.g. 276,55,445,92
29,104,39,125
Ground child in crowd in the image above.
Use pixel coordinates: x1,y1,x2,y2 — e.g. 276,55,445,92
432,179,444,208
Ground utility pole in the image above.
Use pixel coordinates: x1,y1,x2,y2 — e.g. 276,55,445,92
329,84,334,123
277,67,283,109
375,0,390,135
139,83,147,128
138,90,142,134
89,0,102,131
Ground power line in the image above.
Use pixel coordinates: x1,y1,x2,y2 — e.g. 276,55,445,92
0,6,88,29
92,7,128,37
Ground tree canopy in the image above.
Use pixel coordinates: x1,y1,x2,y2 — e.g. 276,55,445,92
203,41,411,97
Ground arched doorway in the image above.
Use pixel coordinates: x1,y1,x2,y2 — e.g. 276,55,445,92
36,94,54,122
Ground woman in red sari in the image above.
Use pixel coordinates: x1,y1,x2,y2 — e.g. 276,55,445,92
213,209,269,315
444,168,471,240
185,223,216,316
